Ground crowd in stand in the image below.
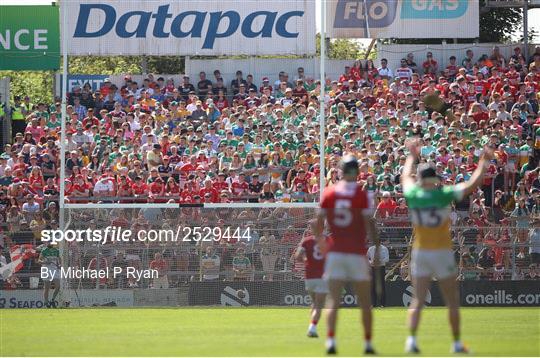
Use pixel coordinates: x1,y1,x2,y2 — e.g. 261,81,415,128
1,45,540,286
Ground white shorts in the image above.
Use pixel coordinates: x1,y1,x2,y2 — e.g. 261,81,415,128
44,266,60,282
152,275,169,289
505,163,516,172
324,252,370,282
411,249,457,280
305,278,328,294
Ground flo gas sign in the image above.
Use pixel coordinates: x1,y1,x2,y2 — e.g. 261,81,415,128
62,1,315,56
328,0,479,39
0,6,60,70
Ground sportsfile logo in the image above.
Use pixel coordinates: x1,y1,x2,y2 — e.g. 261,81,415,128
333,0,468,28
73,4,304,49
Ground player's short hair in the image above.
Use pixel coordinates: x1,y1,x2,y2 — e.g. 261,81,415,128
340,155,359,176
417,164,441,183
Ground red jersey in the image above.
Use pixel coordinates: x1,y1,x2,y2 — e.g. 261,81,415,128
321,181,371,255
292,176,309,191
149,181,164,195
166,184,180,195
213,181,229,193
300,236,325,279
132,182,148,195
350,67,362,81
231,181,249,196
199,187,218,203
473,80,488,95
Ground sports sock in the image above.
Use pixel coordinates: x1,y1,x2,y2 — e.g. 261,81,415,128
327,330,335,338
365,332,372,342
326,330,335,348
407,336,417,346
326,337,336,348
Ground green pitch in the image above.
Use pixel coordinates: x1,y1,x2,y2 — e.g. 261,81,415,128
1,307,538,356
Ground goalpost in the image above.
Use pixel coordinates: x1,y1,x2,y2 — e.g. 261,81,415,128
56,0,328,307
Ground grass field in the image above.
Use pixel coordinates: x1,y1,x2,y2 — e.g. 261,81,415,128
1,307,539,356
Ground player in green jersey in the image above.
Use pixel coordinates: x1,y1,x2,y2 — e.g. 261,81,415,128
402,139,493,354
38,242,61,308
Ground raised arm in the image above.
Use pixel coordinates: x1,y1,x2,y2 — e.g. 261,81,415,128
402,139,421,189
455,146,494,197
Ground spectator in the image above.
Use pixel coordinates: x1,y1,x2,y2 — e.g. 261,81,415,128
375,191,397,219
367,242,389,307
232,247,252,281
378,59,393,81
1,49,539,288
200,246,221,281
396,59,413,81
405,53,418,73
529,220,540,265
197,72,212,98
422,52,438,76
511,198,531,259
259,235,278,281
231,70,247,95
150,252,169,288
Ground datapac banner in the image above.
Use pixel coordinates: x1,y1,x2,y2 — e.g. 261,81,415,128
328,0,479,39
62,0,316,56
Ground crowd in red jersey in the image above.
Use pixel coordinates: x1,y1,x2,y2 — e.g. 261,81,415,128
1,45,540,287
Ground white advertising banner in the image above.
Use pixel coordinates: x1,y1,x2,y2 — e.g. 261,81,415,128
0,289,134,308
328,0,479,39
62,0,316,56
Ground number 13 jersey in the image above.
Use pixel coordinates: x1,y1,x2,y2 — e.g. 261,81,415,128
404,184,464,250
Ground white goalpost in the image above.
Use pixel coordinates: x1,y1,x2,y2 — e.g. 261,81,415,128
56,0,327,307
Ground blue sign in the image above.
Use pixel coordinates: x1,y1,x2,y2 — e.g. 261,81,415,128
61,75,108,93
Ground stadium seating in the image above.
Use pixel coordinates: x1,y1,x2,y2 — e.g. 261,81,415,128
1,45,540,288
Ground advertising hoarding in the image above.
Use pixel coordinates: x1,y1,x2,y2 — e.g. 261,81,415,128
328,0,479,39
0,5,60,70
62,1,316,56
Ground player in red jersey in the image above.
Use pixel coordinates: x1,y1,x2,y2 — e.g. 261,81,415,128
314,155,380,355
294,221,327,338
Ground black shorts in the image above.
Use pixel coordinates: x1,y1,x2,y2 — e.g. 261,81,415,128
531,253,540,264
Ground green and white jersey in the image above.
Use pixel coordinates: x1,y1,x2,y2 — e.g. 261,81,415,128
404,184,463,250
41,246,60,268
232,256,250,270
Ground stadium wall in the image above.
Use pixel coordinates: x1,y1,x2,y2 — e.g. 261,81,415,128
377,43,540,79
184,58,357,85
2,281,538,308
54,59,357,96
